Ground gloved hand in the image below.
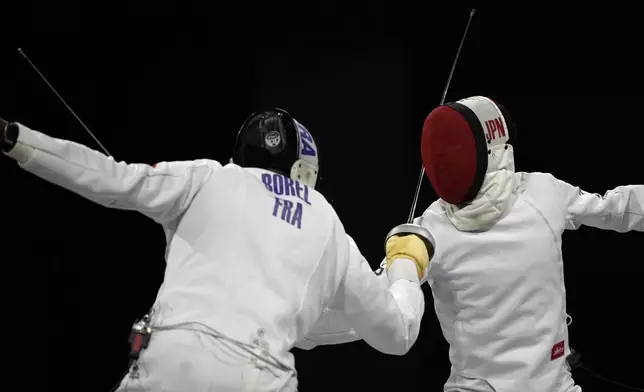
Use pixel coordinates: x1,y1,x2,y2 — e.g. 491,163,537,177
0,117,18,153
385,224,435,280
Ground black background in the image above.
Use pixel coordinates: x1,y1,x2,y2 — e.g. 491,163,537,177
1,2,642,391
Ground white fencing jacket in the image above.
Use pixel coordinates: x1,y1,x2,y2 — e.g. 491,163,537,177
296,171,644,391
5,124,424,373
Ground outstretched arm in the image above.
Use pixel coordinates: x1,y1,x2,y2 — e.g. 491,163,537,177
294,217,431,350
2,122,220,225
319,220,427,356
554,176,644,232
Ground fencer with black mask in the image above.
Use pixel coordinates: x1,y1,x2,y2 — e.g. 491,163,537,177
0,109,434,392
295,96,644,392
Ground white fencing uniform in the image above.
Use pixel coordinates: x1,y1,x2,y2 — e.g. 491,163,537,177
297,171,644,391
5,124,424,391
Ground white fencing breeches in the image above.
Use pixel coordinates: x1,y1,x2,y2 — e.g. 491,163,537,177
114,329,298,392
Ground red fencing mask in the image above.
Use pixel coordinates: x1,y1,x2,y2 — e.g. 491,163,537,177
421,96,515,204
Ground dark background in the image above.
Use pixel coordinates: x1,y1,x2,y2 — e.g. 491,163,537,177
1,2,642,391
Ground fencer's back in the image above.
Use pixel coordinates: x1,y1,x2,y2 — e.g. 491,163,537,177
424,172,572,391
151,163,346,363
